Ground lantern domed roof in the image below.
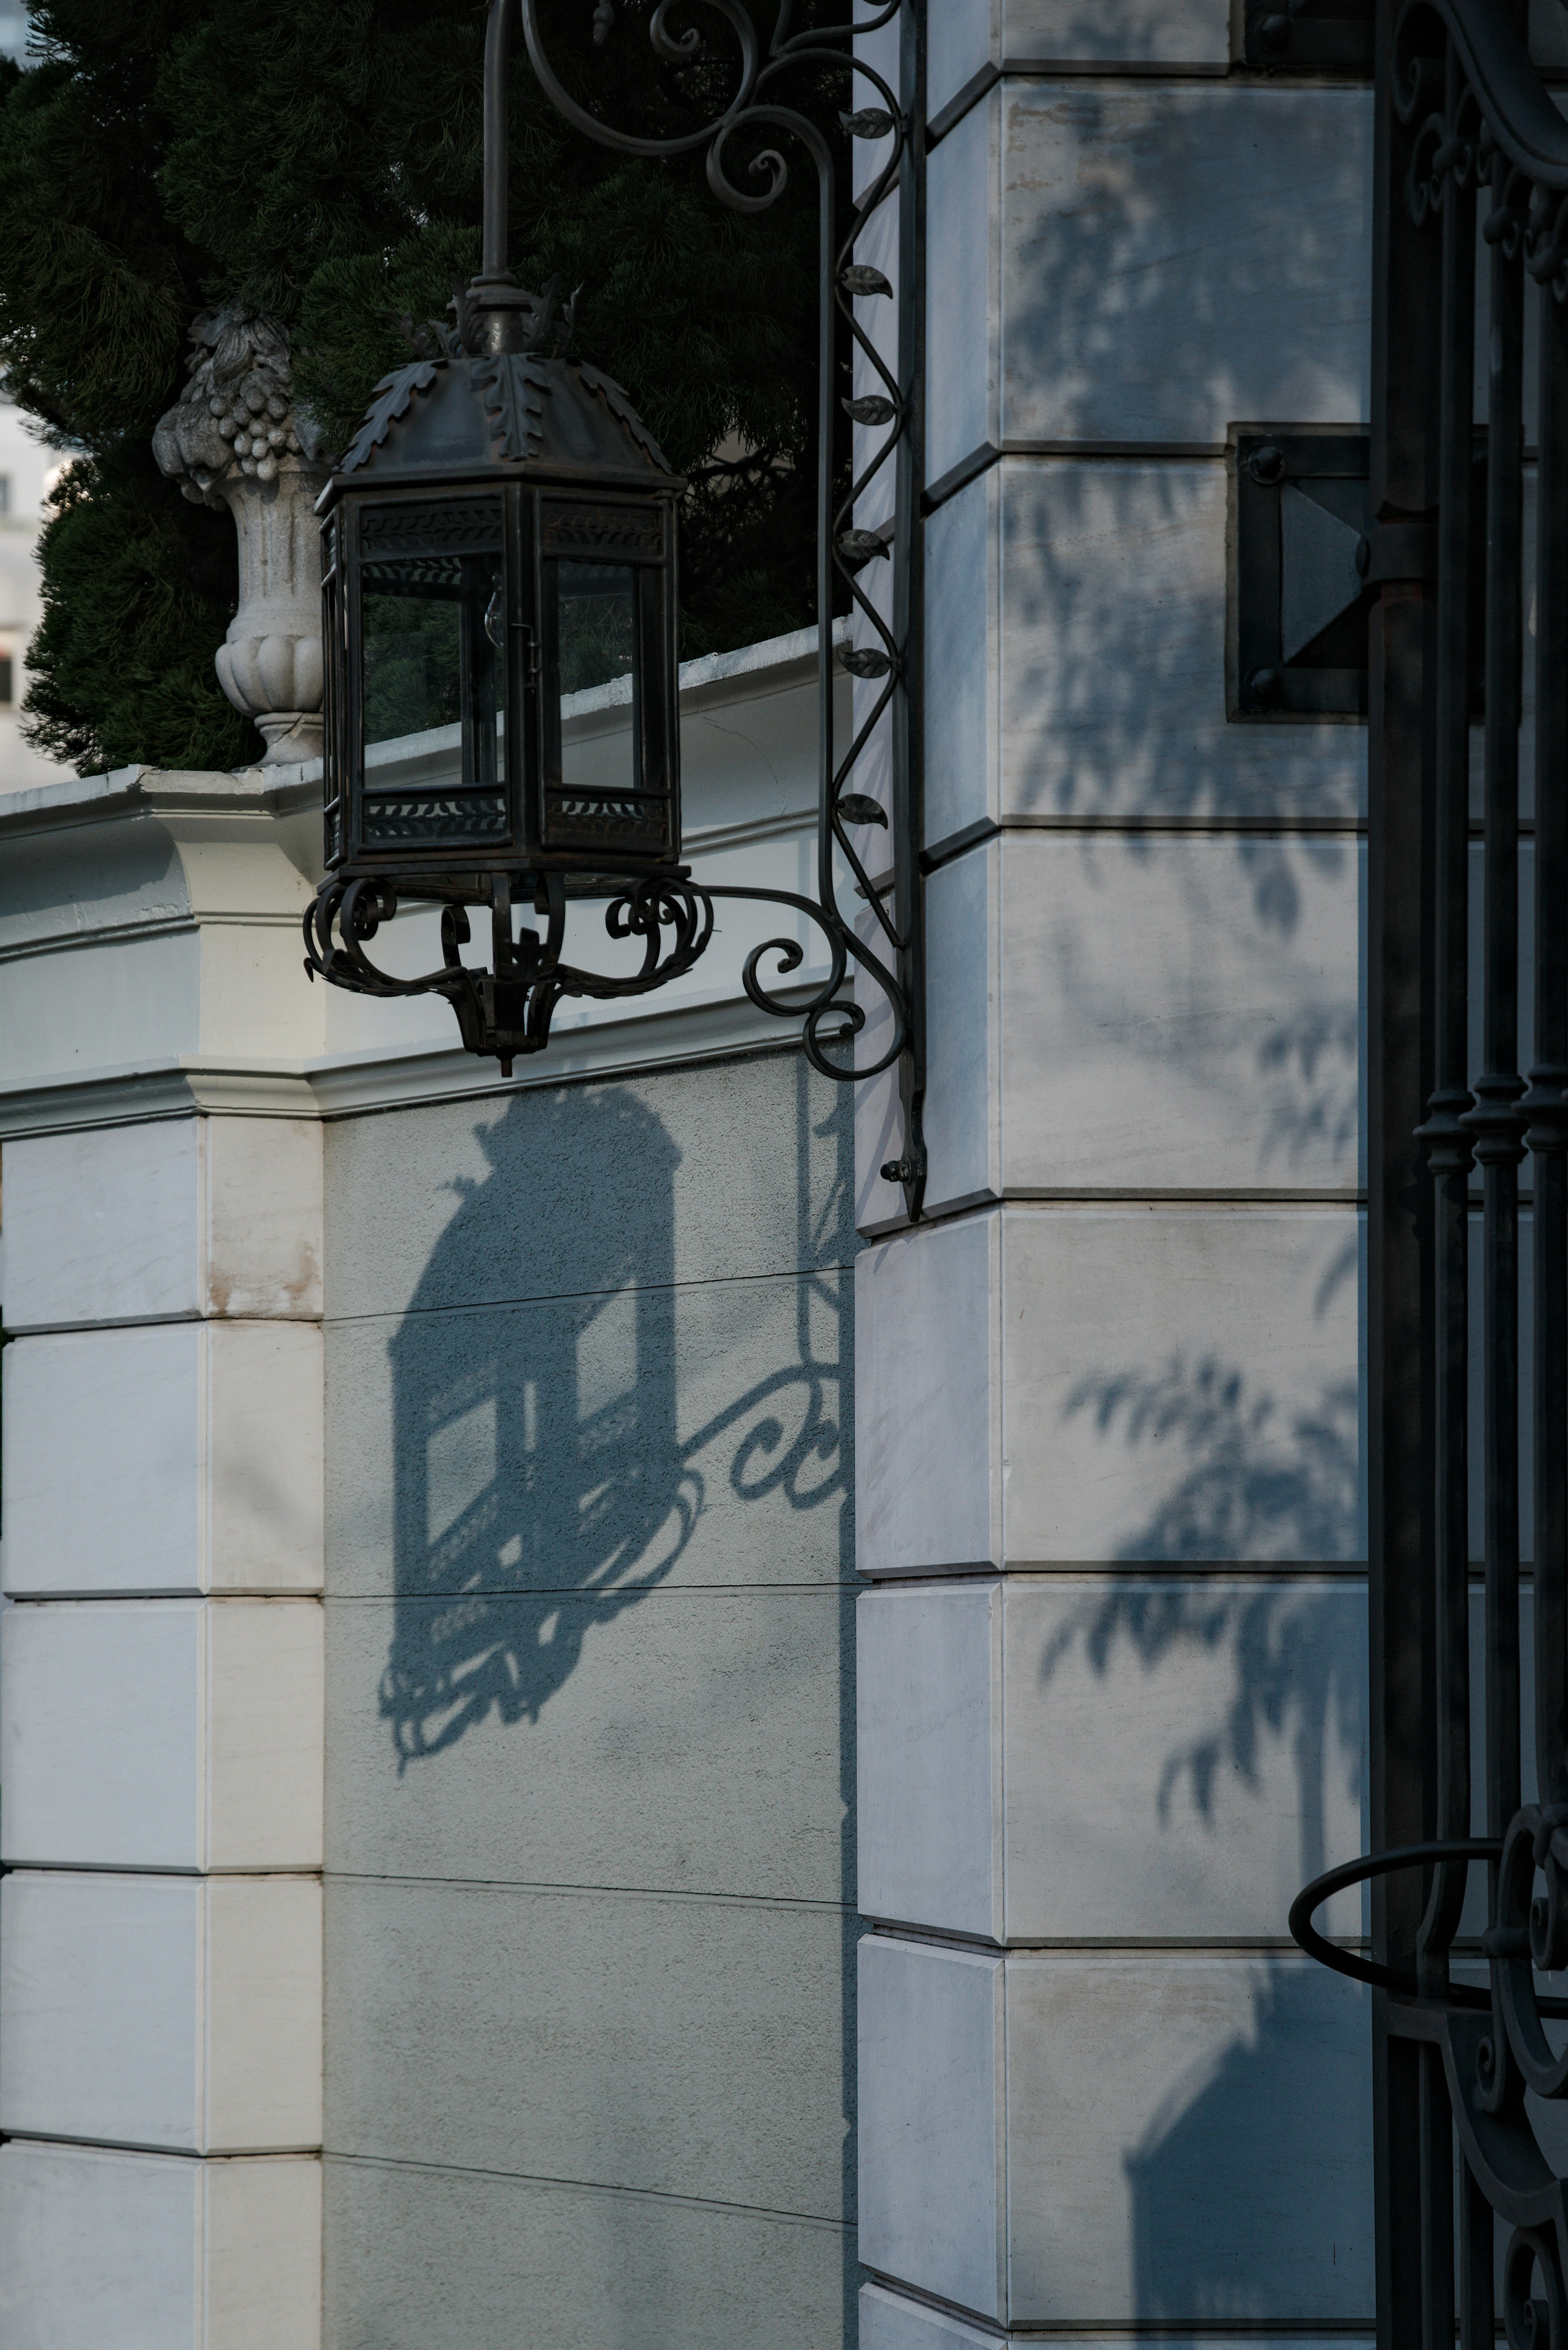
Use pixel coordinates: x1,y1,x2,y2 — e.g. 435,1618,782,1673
328,274,682,496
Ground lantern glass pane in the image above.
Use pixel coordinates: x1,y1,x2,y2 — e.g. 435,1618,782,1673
362,553,505,758
360,545,508,847
559,561,637,796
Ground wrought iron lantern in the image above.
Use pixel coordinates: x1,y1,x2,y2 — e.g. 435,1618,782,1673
303,0,928,1215
307,266,706,1071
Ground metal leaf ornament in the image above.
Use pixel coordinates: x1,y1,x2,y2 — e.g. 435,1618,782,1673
577,365,673,470
340,360,441,474
471,355,552,460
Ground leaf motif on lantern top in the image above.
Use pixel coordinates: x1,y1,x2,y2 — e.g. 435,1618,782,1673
341,359,442,474
471,354,552,461
576,363,672,473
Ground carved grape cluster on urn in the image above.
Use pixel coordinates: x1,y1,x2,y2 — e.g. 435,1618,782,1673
154,305,330,765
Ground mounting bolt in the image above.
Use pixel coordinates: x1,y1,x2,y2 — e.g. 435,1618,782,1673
881,1155,920,1185
1245,666,1282,707
1246,443,1287,486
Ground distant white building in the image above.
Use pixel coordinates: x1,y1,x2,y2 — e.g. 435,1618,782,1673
0,395,66,794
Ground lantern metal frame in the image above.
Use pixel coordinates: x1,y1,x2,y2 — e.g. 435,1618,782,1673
303,0,928,1218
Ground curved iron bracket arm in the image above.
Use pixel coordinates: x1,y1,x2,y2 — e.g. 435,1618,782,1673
517,0,926,1213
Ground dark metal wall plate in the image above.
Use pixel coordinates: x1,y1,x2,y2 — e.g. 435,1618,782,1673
1242,0,1374,73
1230,428,1372,719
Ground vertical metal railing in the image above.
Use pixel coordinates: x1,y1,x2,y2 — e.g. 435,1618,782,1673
1292,1,1568,2339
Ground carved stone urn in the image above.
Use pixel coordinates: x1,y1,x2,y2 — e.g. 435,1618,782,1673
154,306,330,765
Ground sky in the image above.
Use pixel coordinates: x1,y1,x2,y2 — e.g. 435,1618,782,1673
0,7,27,63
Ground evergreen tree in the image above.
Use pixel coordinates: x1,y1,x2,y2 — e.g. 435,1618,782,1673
0,2,829,773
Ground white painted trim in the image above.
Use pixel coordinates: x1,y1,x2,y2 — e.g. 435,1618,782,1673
0,765,318,838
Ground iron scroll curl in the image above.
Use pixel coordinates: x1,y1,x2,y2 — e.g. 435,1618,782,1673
301,864,895,1082
1292,1837,1568,2347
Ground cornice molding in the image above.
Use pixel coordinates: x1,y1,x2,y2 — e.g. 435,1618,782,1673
0,972,830,1138
0,763,321,841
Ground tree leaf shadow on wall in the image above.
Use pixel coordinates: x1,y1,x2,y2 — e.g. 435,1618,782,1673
1043,1351,1371,2323
380,1074,852,1768
971,75,1377,2325
1050,1351,1364,1875
953,90,1368,1193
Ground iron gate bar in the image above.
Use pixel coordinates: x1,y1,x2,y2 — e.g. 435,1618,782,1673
1527,149,1568,1861
1295,0,1568,2338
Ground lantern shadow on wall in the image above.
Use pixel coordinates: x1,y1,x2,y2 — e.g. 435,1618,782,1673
379,1080,849,1764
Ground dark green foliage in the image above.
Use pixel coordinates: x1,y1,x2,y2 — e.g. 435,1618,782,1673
0,0,831,774
26,442,253,771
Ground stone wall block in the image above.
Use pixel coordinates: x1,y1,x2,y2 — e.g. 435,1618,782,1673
326,1587,848,1902
927,92,1000,483
925,462,1368,845
0,2139,321,2350
323,1267,848,1603
922,845,1001,1216
853,900,906,1234
998,1206,1364,1565
1,1599,324,1871
921,822,1363,1213
859,2283,1004,2350
984,830,1363,1200
1001,1577,1367,1941
325,1877,847,2218
1000,87,1371,446
923,468,997,850
858,1936,1006,2320
323,2153,838,2350
857,1206,1361,1574
2,1321,324,1596
1003,1,1230,64
1,1116,322,1332
0,1871,323,2154
1004,1955,1372,2323
856,1211,1002,1574
927,2,997,119
857,1581,1002,1937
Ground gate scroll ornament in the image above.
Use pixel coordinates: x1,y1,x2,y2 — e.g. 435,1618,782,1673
1288,1,1568,2339
301,0,929,1219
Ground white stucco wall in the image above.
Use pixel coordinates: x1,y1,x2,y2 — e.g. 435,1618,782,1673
0,629,862,2349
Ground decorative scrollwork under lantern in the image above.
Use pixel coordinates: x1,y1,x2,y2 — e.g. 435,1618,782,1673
303,0,927,1219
